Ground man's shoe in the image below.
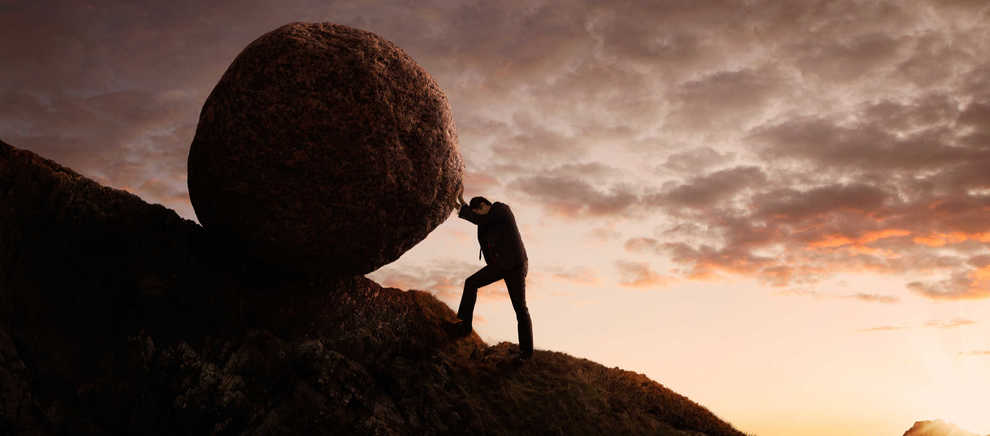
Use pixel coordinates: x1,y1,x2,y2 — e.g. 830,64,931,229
518,349,533,361
445,320,471,338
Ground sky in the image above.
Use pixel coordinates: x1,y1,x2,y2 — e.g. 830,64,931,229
3,1,990,435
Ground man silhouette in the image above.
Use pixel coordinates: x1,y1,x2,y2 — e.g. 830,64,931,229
449,186,533,360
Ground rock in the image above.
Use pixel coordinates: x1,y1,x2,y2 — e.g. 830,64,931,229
0,328,46,436
903,420,984,436
1,139,747,435
187,22,463,276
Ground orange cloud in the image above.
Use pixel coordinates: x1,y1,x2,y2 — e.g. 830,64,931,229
912,232,990,247
808,228,910,248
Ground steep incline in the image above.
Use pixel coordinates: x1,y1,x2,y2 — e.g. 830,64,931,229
0,139,745,435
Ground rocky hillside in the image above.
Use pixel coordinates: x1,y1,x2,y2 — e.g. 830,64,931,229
904,420,987,436
0,139,746,435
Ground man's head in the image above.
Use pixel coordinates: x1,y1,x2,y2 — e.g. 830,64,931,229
469,196,492,215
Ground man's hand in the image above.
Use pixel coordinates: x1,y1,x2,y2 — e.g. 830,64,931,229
452,185,465,211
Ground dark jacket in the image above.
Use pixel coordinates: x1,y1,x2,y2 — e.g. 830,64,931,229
458,201,528,270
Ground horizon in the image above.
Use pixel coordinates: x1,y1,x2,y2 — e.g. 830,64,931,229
3,1,989,435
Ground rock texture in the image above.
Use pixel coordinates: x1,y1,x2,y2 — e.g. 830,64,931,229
1,139,745,435
187,22,463,275
904,420,986,436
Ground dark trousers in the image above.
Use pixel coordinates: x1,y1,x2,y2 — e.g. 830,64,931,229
457,262,533,354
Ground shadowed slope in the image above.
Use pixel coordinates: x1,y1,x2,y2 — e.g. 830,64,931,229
0,139,745,435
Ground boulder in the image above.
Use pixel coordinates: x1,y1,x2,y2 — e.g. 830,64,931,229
187,22,463,275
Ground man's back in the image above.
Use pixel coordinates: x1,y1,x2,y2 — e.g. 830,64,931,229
458,201,527,270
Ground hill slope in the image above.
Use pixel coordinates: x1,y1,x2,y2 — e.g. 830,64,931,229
0,139,745,435
904,420,988,436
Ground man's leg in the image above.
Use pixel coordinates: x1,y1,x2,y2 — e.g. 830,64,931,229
504,263,533,357
457,265,503,331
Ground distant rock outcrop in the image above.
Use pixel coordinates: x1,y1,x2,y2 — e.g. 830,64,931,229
1,139,746,435
187,22,463,275
904,420,986,436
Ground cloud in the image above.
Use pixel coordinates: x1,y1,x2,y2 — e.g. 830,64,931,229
649,166,767,212
487,113,591,166
924,318,976,329
908,268,990,301
774,288,823,298
1,89,199,217
774,288,900,304
857,317,978,332
547,265,600,285
843,293,900,304
750,113,982,176
614,260,674,288
369,261,509,301
507,175,639,218
587,226,623,242
667,67,787,130
624,237,662,253
857,325,906,332
7,0,990,305
659,147,735,174
791,32,907,83
633,92,990,297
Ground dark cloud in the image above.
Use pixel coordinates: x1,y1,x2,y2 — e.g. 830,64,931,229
546,162,623,180
791,32,906,83
507,175,639,218
649,166,766,211
894,32,973,87
659,147,735,174
488,113,590,166
668,67,787,130
1,89,198,215
750,183,894,225
750,115,978,177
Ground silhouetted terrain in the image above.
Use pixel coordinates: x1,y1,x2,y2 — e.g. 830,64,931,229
0,139,746,435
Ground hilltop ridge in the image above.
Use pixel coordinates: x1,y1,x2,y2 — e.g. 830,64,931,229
0,139,745,435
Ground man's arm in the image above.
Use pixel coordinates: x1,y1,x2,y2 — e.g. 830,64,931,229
454,185,484,224
458,203,481,224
